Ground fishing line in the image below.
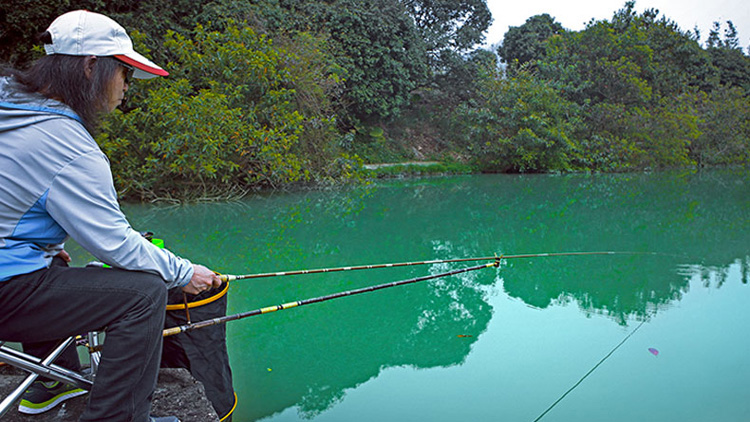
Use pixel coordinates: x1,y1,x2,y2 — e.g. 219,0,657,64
165,260,500,336
218,251,655,282
532,319,647,422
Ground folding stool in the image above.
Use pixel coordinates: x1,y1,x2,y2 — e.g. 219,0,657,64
0,334,97,418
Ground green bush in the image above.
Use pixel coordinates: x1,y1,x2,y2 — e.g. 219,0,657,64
454,70,581,173
689,86,750,166
99,21,351,201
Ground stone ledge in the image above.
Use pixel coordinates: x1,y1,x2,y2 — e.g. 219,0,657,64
0,365,219,422
363,161,440,169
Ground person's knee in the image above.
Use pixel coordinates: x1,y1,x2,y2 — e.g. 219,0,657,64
138,273,168,309
120,271,168,318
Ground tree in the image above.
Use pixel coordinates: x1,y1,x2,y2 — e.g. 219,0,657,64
541,19,653,107
497,14,565,69
434,48,498,106
0,0,214,68
705,21,750,92
723,20,740,50
401,0,492,60
534,3,718,170
453,68,581,173
706,21,722,49
0,0,102,66
687,87,750,166
269,0,491,121
99,22,346,200
634,11,715,95
707,47,750,91
296,0,429,120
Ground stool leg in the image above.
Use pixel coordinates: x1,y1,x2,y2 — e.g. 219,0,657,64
87,331,101,376
0,343,92,388
0,337,78,418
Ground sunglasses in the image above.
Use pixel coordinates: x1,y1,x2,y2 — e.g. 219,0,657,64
120,63,135,84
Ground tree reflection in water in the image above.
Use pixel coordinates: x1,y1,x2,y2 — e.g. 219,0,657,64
66,169,749,420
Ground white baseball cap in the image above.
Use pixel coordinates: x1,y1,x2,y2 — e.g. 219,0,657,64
44,10,168,79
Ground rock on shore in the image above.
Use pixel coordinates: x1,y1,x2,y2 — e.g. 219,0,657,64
0,365,219,422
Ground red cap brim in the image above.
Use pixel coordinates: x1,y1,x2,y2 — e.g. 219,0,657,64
115,54,169,78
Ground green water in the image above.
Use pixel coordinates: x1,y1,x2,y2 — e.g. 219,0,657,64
72,169,750,421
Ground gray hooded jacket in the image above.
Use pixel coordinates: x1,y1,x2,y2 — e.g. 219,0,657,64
0,76,193,287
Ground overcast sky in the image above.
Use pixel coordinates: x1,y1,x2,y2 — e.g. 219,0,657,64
484,0,750,49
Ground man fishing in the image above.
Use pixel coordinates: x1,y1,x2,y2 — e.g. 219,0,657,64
0,10,221,422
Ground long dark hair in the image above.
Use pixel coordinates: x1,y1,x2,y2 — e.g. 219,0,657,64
8,32,121,133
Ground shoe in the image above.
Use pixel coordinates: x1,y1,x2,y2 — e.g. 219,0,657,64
17,380,88,414
150,416,180,422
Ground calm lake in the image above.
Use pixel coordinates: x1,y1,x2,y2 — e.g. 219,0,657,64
72,169,750,421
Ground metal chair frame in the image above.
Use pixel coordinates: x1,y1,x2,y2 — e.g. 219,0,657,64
0,334,98,418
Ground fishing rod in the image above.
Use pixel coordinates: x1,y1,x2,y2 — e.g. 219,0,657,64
218,251,647,282
164,260,500,337
170,250,657,336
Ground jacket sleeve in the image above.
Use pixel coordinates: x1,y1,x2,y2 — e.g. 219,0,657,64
45,148,194,289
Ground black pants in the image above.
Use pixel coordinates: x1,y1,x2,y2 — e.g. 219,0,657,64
0,258,166,422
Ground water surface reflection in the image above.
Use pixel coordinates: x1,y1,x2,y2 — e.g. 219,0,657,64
68,169,750,420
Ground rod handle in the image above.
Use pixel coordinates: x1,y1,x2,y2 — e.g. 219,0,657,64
163,327,183,337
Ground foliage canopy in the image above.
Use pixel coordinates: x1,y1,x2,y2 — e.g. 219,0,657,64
1,0,748,200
